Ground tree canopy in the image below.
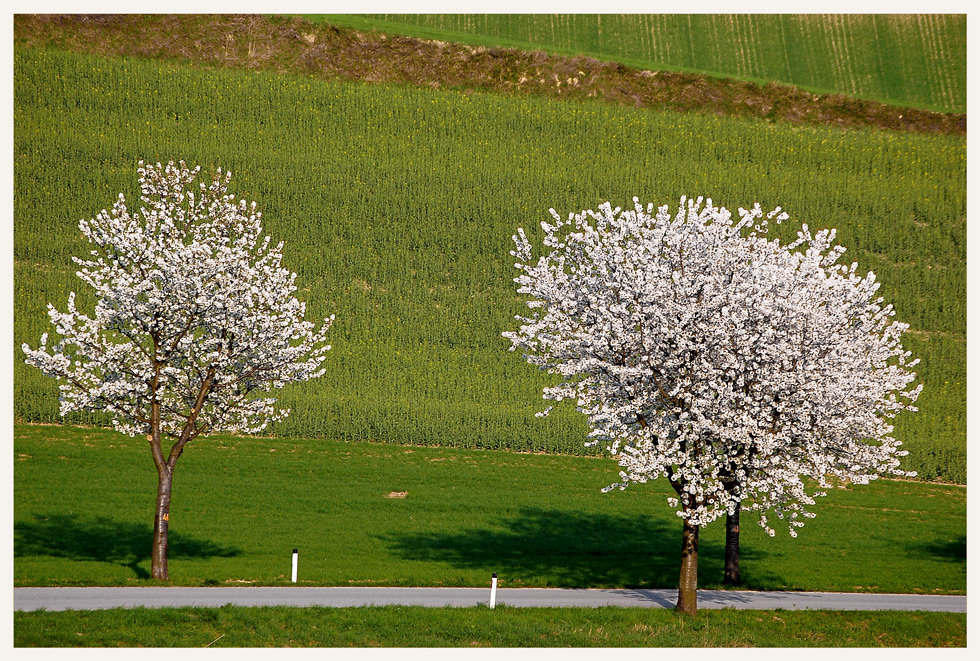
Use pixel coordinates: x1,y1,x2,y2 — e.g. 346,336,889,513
23,160,334,442
505,196,921,536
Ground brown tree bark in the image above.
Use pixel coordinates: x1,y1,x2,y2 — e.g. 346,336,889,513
148,367,171,581
151,466,173,580
723,503,742,585
676,516,699,616
146,355,212,580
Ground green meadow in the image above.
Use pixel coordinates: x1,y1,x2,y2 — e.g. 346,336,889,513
313,14,967,113
14,425,966,593
13,47,966,481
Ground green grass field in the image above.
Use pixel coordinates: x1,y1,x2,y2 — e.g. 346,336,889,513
310,14,967,113
13,605,967,647
13,46,966,481
14,425,966,593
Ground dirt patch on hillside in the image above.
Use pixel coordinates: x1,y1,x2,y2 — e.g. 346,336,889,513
14,13,965,136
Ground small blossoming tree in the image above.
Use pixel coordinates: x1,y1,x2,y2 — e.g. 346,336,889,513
22,161,334,580
504,196,921,615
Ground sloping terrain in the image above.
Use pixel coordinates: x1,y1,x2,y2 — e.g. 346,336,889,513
13,13,966,481
321,14,967,113
14,13,965,136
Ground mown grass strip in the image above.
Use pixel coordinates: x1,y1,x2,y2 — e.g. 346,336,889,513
13,605,967,647
13,424,966,594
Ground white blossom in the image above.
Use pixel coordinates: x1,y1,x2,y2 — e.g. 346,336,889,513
23,160,334,442
505,196,920,535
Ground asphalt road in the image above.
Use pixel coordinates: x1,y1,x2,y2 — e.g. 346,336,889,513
14,587,967,613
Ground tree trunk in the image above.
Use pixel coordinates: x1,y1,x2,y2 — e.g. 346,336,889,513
676,517,699,616
151,466,173,580
724,503,742,585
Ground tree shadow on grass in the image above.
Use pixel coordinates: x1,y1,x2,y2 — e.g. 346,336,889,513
905,535,966,565
379,506,781,589
14,513,240,579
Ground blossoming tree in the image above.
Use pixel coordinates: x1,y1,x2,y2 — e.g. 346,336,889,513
22,161,334,580
504,196,921,615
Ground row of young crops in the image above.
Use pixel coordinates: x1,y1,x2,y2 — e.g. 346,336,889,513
13,46,966,481
321,14,967,113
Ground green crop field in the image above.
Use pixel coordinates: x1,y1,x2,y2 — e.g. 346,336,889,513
312,14,967,113
13,425,967,593
13,45,965,482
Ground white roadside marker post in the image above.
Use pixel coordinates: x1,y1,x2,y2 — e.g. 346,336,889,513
292,548,299,583
490,572,498,609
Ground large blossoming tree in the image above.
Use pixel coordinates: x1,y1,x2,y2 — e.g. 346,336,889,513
504,196,921,615
23,161,334,580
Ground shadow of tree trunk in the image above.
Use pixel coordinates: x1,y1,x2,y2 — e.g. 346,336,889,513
14,513,240,579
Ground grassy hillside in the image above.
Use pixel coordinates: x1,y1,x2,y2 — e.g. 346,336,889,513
314,14,967,114
14,14,965,137
13,45,965,481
